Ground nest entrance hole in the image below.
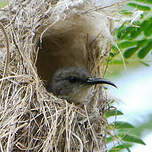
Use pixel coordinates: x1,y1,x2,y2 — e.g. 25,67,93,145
35,15,105,86
35,22,94,85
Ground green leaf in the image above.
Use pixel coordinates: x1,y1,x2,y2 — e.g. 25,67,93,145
117,23,127,39
111,121,135,129
123,46,139,58
144,23,152,37
118,133,146,145
140,18,152,35
109,52,115,57
137,39,147,47
128,3,151,11
120,9,133,15
130,27,142,39
141,17,152,36
119,41,137,49
117,25,137,40
107,133,145,145
106,136,113,143
136,0,152,4
139,61,150,67
125,26,137,39
119,26,142,40
138,39,152,58
127,148,131,152
109,59,125,64
105,110,123,118
109,143,132,152
118,28,128,40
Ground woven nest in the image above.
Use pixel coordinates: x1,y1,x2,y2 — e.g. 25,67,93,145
0,0,124,151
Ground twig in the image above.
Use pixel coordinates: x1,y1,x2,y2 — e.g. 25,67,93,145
0,22,10,92
81,0,129,15
84,105,100,151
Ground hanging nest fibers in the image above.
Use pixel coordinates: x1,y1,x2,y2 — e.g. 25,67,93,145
0,0,124,151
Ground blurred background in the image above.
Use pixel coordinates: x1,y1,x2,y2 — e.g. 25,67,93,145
109,65,152,152
106,0,152,151
0,0,152,151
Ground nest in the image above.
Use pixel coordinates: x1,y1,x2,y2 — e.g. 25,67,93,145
0,0,124,151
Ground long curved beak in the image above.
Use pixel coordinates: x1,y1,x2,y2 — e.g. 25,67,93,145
86,78,117,88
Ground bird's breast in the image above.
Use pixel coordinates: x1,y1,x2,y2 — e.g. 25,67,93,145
69,87,91,104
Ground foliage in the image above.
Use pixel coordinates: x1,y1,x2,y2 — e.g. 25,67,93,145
106,0,152,151
105,109,145,152
109,0,152,71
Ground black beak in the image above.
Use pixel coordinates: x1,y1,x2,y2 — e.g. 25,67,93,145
86,78,117,88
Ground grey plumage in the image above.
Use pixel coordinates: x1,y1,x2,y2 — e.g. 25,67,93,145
47,67,116,104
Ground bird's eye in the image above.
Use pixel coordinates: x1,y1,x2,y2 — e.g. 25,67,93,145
68,76,78,83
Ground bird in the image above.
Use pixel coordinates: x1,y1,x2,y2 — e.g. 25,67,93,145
47,67,117,104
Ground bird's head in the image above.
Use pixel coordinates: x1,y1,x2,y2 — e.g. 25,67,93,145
47,67,116,104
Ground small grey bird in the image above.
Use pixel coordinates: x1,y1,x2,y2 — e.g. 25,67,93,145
47,67,116,104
